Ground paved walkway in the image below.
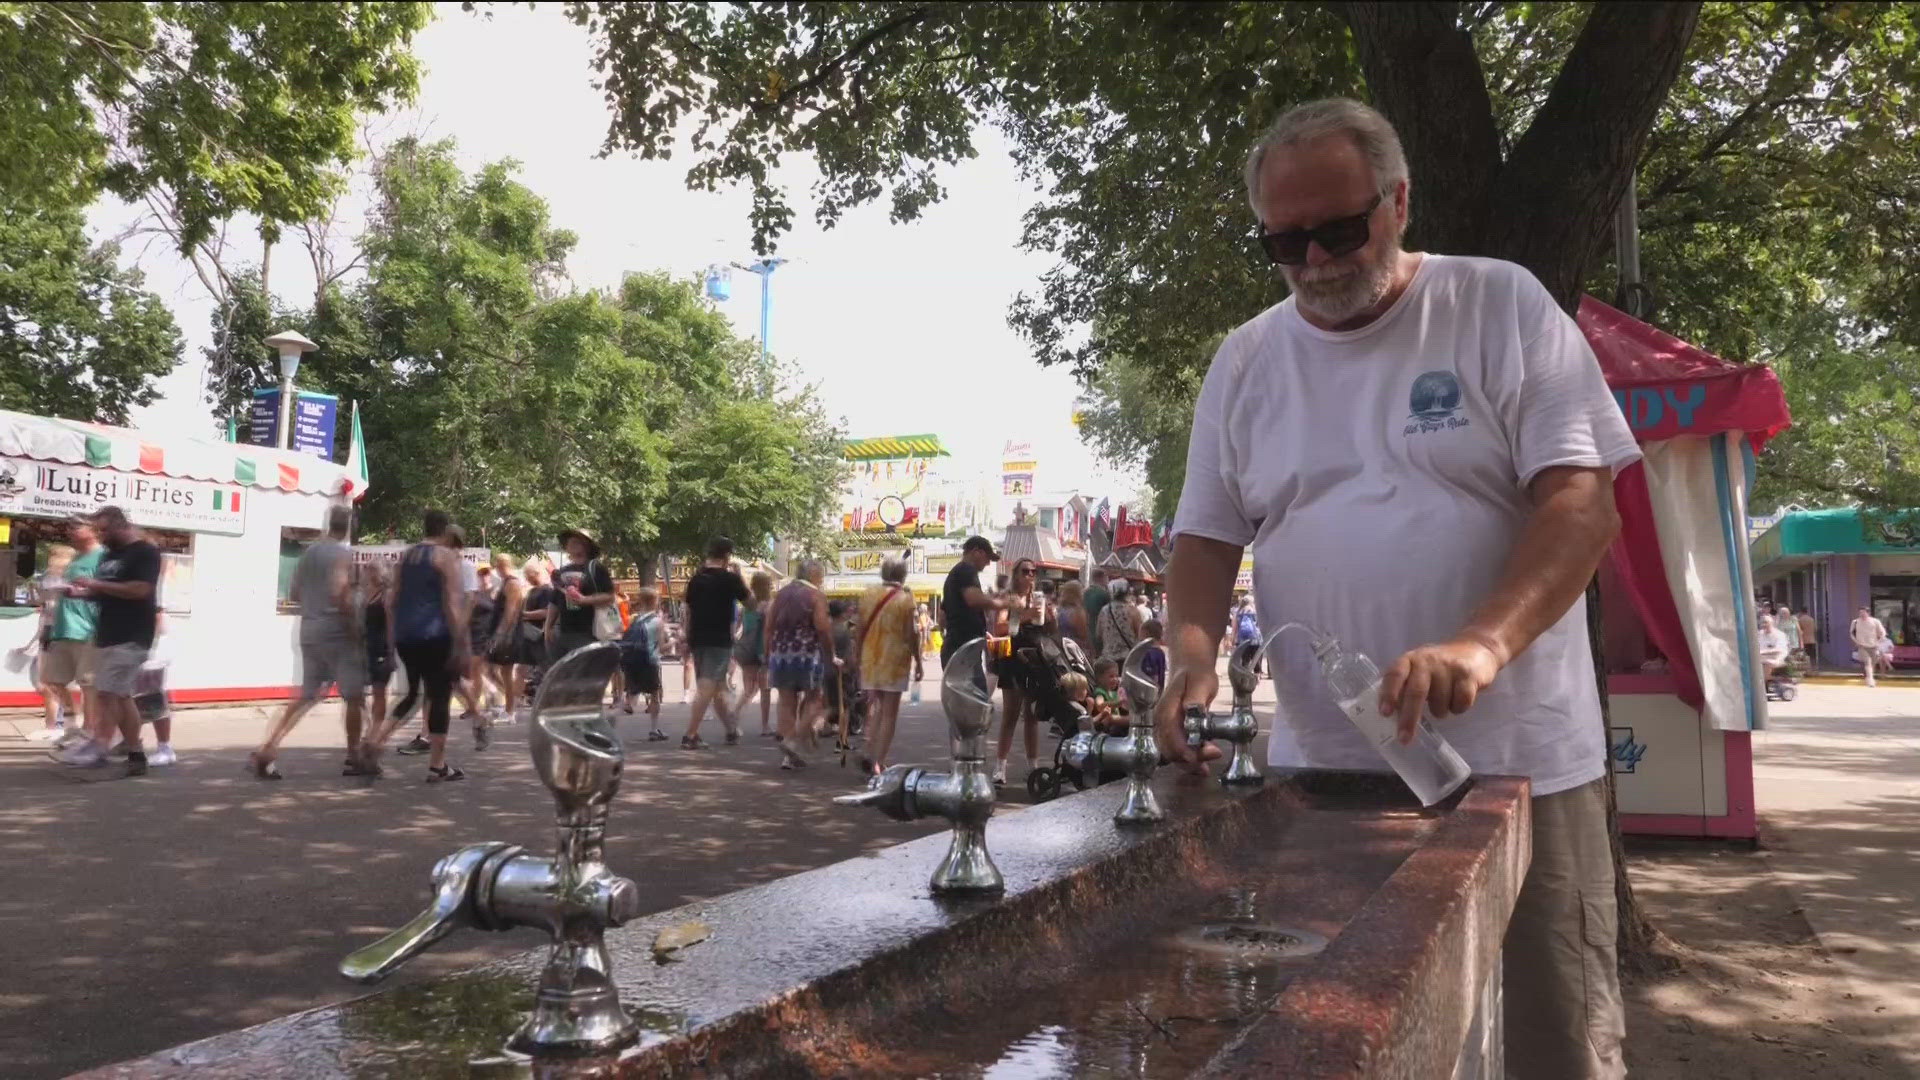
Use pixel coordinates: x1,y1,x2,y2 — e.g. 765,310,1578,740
1754,683,1920,1073
0,687,972,1078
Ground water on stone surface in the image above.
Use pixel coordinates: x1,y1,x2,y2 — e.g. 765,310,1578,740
832,799,1435,1079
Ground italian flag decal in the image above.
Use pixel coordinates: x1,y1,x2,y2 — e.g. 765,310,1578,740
212,490,241,514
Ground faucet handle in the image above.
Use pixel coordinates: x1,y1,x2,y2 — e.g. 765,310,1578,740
832,765,919,821
340,842,516,984
1122,639,1161,718
1227,640,1262,703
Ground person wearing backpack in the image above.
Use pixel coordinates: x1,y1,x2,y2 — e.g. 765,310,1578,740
619,586,667,740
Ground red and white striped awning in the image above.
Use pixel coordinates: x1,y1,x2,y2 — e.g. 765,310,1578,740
0,408,355,496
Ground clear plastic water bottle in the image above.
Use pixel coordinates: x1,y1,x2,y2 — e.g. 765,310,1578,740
1311,632,1471,806
909,680,922,705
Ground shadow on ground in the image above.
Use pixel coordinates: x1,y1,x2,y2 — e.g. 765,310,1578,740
0,701,979,1079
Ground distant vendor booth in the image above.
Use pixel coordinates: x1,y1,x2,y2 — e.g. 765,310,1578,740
1585,299,1791,840
0,408,361,706
1751,508,1920,671
821,542,950,603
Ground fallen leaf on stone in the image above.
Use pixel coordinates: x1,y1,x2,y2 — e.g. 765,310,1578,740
652,921,712,964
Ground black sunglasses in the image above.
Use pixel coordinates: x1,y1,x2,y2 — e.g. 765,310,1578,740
1256,194,1383,266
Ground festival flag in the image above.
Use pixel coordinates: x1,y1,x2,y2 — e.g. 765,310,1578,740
1156,519,1172,548
341,401,370,502
1095,497,1111,529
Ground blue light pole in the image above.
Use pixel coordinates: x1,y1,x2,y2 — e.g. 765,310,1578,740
731,258,788,364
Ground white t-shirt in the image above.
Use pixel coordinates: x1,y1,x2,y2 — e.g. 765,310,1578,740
1756,628,1789,663
1173,254,1641,797
1850,617,1886,648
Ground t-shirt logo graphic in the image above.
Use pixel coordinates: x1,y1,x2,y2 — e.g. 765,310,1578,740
1405,370,1470,435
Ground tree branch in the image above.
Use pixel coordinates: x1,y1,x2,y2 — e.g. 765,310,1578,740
755,7,935,115
1482,2,1702,306
1342,2,1504,256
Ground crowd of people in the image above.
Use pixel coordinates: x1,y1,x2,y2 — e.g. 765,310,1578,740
20,496,1208,791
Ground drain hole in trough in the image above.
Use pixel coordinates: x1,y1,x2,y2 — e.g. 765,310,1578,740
1172,923,1327,960
580,728,616,751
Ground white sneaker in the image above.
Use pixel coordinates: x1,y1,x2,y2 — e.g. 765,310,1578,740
57,742,105,767
149,744,177,767
992,762,1008,788
27,727,62,741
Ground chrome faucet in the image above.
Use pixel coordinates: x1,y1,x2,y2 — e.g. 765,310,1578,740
340,642,643,1056
834,636,1003,895
1182,638,1265,786
1061,638,1166,824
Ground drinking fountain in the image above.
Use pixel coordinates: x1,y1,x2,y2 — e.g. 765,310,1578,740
1061,638,1166,824
339,641,643,1056
1182,638,1266,785
834,635,1003,895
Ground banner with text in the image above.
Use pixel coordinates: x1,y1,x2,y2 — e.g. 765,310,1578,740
0,456,248,536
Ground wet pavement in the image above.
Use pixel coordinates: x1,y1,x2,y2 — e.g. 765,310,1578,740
0,678,996,1079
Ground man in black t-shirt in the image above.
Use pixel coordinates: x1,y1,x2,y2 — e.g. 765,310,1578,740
682,536,750,747
940,535,1008,669
548,528,615,662
63,506,161,777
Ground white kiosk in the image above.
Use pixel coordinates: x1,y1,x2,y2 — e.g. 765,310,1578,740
0,407,362,706
1581,299,1791,840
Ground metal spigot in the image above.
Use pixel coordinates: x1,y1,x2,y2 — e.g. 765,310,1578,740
1182,639,1265,786
1061,639,1167,824
341,642,643,1057
835,636,1003,895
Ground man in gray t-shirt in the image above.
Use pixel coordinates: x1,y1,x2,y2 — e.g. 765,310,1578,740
250,505,369,779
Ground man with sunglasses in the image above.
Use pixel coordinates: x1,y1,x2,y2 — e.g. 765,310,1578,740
1156,98,1639,1079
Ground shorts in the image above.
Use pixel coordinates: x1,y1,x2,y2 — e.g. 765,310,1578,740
733,635,764,667
94,643,149,697
551,631,597,665
693,646,732,683
622,656,661,696
300,637,368,700
367,648,395,685
40,639,96,687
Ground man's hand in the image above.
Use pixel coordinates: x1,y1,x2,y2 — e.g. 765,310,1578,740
1377,637,1504,743
1153,644,1218,776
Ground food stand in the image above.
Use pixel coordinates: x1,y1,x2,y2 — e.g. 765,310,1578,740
0,408,360,705
1583,298,1791,839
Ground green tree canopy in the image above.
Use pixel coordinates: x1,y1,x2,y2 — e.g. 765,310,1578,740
568,1,1920,513
1,1,431,246
203,139,841,569
0,206,181,424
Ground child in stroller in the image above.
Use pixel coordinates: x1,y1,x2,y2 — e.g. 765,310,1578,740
1004,629,1105,801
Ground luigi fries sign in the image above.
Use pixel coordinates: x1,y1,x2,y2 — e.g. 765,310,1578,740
0,456,248,536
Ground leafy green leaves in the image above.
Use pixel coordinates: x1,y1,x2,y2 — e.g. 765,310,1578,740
0,207,182,424
198,140,841,568
1,2,430,246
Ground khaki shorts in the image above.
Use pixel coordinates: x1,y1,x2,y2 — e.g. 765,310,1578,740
40,639,96,687
300,637,368,700
94,643,149,698
1503,776,1628,1079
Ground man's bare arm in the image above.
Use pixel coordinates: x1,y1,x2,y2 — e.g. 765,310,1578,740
1154,534,1244,767
1380,465,1620,735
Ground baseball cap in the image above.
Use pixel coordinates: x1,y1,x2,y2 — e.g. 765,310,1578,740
962,535,999,560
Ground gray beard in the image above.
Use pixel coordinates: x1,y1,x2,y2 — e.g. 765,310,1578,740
1285,245,1400,325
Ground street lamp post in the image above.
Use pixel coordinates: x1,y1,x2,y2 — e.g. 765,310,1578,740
730,258,788,365
264,330,317,450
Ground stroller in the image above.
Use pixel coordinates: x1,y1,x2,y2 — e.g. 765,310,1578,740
1013,631,1102,802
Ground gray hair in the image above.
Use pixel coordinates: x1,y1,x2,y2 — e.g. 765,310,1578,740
880,555,908,584
1244,97,1409,220
798,558,826,583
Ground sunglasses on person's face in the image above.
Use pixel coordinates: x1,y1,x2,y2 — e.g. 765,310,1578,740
1256,194,1383,266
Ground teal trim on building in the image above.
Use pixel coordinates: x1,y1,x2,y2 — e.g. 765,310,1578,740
1750,508,1920,571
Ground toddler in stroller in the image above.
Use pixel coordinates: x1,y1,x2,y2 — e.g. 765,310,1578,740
1005,629,1106,802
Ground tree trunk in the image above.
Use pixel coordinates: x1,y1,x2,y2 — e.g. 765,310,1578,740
1345,1,1704,970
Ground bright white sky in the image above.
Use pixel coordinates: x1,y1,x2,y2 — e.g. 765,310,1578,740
99,2,1139,502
